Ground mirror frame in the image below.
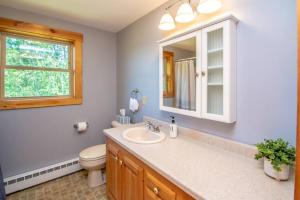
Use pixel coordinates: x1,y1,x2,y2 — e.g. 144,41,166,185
159,31,201,118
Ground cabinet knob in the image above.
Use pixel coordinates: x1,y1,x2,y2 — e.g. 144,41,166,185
114,156,118,161
119,160,123,166
201,71,206,76
195,73,199,78
153,187,159,195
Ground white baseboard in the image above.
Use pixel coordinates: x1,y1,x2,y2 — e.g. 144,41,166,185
4,158,82,195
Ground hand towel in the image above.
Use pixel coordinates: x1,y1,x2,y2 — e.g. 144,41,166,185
129,98,139,112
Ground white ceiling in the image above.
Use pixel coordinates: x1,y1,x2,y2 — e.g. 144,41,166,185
0,0,168,33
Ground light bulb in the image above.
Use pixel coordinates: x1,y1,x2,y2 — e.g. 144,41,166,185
158,12,176,30
175,2,195,23
197,0,222,14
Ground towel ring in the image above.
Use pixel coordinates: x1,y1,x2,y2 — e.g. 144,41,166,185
130,88,142,99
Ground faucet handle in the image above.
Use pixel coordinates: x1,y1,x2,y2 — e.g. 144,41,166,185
153,124,162,133
144,121,152,128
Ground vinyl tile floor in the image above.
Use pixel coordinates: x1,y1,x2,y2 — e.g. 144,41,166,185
6,170,107,200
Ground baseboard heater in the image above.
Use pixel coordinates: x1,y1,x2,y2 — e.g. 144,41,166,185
4,158,82,195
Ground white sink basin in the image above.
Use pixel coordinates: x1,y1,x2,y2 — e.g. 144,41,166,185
122,127,166,144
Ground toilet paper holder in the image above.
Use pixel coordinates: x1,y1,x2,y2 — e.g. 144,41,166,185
73,122,89,132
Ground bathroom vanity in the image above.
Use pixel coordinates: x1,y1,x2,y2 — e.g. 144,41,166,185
104,122,294,200
106,138,194,200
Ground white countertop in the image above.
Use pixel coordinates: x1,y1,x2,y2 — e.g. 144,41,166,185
103,124,294,200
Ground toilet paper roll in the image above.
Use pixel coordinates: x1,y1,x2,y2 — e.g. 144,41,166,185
74,122,88,132
120,109,126,116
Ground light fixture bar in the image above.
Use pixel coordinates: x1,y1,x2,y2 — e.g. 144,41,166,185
165,0,188,11
159,0,223,31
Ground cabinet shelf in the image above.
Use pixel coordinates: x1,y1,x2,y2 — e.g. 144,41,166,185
208,83,223,86
207,48,223,54
208,65,223,70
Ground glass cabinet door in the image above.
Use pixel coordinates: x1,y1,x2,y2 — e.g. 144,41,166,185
201,20,236,122
206,27,224,115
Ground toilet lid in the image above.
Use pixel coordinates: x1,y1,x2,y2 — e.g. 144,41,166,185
80,144,106,160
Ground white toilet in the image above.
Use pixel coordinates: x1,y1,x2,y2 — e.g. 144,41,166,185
79,121,122,187
79,144,106,187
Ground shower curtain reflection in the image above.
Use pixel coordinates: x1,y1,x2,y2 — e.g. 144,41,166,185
175,58,196,111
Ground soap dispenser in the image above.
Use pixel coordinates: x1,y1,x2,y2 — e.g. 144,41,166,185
169,116,177,138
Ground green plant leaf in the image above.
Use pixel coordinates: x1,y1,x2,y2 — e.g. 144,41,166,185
254,138,296,172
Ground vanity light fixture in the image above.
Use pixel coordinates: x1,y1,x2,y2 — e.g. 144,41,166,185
197,0,222,14
175,1,195,23
159,0,223,31
158,11,176,30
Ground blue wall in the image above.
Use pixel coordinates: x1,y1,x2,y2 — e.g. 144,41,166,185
0,0,297,179
0,6,117,178
117,0,297,145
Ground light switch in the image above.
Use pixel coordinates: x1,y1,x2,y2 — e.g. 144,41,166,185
142,96,147,105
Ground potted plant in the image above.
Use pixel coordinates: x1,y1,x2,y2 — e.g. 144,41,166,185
255,138,296,181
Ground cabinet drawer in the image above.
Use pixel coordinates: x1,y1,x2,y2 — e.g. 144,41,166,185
145,186,162,200
144,171,176,200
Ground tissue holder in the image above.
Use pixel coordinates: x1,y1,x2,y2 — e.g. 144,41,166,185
74,122,88,132
116,115,130,124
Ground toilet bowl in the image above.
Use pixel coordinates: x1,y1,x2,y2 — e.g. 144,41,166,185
79,144,106,187
79,121,123,187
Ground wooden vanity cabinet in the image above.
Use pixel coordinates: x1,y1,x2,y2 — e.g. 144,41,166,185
106,138,195,200
107,143,121,200
107,141,143,200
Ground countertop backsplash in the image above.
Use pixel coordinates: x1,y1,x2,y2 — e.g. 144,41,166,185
144,116,258,159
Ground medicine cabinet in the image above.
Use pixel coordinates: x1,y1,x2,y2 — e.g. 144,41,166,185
159,15,237,123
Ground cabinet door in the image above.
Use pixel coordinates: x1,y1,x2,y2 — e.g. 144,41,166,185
201,20,236,123
107,143,121,200
121,155,143,200
144,171,176,200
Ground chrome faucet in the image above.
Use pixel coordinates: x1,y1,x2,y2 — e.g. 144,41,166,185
145,121,161,133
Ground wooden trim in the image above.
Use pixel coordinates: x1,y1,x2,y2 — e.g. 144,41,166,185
0,33,5,100
0,98,82,110
295,0,300,199
3,66,71,72
0,17,83,110
0,17,83,42
73,40,83,100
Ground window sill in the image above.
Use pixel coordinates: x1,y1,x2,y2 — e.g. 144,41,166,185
0,97,82,110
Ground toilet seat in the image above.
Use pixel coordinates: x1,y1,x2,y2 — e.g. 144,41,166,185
79,144,106,161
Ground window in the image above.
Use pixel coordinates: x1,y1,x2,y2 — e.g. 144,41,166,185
0,17,83,109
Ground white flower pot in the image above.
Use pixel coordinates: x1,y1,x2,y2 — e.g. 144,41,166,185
264,158,290,181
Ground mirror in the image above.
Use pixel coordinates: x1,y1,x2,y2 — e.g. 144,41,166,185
162,37,197,111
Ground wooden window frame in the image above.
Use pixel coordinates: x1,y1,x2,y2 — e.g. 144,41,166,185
163,51,175,98
0,17,83,110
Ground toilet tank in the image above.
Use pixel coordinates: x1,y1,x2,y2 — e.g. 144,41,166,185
111,121,123,128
